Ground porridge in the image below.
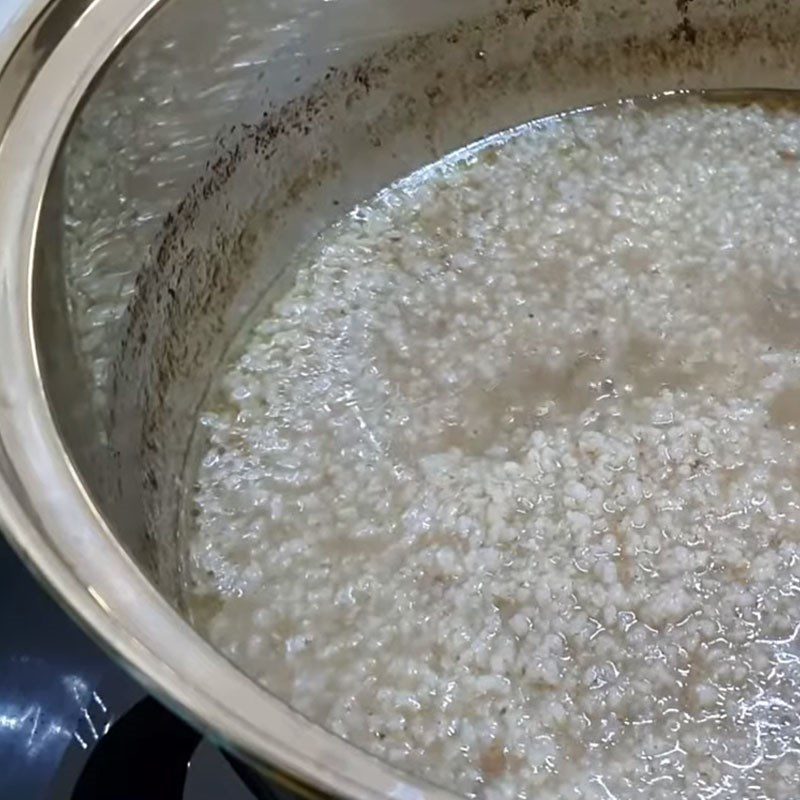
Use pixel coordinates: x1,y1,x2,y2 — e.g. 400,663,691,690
186,94,800,799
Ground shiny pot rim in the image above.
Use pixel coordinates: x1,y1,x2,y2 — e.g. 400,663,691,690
0,2,454,798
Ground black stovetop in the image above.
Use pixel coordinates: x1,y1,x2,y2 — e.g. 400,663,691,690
0,537,256,800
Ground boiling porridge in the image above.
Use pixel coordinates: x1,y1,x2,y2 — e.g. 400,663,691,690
185,94,800,799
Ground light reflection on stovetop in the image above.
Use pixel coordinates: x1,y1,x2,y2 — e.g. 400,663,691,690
0,537,253,799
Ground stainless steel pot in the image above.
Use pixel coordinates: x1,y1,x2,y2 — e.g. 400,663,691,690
2,1,800,796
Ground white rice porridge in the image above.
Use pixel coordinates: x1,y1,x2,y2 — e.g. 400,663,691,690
186,94,800,799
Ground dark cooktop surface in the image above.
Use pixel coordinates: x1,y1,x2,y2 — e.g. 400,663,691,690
0,537,257,800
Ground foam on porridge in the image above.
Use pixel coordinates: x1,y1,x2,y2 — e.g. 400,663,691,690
185,93,800,799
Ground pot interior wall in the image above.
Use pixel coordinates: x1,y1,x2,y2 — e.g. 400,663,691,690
34,0,800,609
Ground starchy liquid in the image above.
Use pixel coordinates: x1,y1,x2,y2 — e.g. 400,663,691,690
186,94,800,799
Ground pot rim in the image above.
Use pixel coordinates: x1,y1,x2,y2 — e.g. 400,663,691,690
0,2,455,798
